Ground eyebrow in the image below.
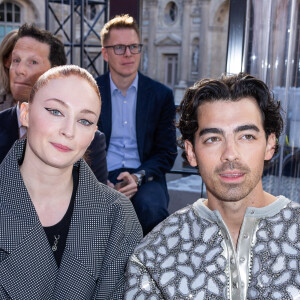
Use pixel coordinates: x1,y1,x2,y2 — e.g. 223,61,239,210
45,98,97,116
234,124,260,133
199,124,260,137
199,128,224,137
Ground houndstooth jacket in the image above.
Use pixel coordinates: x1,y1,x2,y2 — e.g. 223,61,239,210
0,139,143,299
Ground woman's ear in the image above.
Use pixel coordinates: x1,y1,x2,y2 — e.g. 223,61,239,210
19,102,29,127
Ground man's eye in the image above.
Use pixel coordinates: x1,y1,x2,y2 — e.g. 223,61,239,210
242,134,255,140
45,108,63,116
32,60,38,65
130,44,138,49
115,45,124,50
79,119,93,126
205,136,220,143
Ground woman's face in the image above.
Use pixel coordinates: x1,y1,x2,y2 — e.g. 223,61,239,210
20,75,100,170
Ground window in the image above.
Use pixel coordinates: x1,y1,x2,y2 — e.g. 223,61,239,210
165,2,178,24
164,54,178,89
0,2,21,42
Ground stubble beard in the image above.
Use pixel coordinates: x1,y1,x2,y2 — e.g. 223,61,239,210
200,161,262,203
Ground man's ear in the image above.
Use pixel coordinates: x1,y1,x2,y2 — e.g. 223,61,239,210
101,47,109,63
265,133,276,161
184,140,197,167
19,102,29,127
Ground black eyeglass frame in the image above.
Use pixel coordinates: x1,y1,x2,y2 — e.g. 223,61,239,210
104,44,143,55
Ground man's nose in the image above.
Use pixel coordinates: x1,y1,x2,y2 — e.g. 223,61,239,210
14,61,27,76
124,46,132,56
220,138,240,162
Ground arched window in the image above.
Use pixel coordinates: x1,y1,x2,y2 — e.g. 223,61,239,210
0,2,21,42
164,1,178,25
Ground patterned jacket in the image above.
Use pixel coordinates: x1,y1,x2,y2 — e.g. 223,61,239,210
124,197,300,299
0,139,143,299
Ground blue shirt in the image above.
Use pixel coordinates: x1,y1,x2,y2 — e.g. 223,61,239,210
106,73,141,172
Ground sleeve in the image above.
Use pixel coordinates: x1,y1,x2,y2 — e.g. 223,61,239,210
137,88,177,182
123,254,164,299
87,130,108,184
93,195,143,299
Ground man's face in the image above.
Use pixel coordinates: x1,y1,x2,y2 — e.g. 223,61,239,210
10,37,51,102
101,28,141,80
185,98,276,203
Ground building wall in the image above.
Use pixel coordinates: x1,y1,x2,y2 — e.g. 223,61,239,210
0,0,229,85
140,0,229,95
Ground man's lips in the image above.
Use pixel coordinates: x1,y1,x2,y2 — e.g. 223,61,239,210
13,81,31,86
219,171,245,181
51,142,72,152
122,62,134,66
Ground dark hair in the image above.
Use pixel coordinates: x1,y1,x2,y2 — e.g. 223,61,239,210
18,23,66,67
0,29,18,92
177,72,284,160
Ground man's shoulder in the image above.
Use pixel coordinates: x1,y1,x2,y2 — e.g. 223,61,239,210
133,203,219,255
0,106,16,120
0,107,17,135
95,72,109,85
138,72,172,93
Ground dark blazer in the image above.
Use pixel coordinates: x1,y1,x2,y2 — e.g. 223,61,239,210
0,139,143,299
96,72,177,182
0,106,108,184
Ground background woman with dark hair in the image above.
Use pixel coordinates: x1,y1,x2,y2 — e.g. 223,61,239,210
0,30,18,111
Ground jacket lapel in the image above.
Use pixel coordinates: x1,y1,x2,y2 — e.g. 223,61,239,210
54,160,104,298
0,140,57,299
136,73,151,162
98,73,112,148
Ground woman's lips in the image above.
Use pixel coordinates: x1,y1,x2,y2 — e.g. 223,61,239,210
51,142,72,152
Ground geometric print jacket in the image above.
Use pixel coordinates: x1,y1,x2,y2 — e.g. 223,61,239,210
124,196,300,299
0,139,143,299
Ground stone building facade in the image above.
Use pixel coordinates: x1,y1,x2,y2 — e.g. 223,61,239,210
0,0,230,101
140,0,229,102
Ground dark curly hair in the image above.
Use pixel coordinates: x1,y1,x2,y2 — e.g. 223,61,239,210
177,72,283,161
18,23,66,67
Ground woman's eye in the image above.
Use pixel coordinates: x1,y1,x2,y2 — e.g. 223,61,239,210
45,108,63,116
79,119,93,126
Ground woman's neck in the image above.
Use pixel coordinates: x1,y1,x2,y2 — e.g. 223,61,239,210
20,149,74,226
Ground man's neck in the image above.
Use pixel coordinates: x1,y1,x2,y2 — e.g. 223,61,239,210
110,71,137,96
205,185,276,247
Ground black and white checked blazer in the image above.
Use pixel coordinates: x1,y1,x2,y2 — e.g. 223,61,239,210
0,139,143,299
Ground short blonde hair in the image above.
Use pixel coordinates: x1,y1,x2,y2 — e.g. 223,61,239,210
100,14,140,46
29,65,101,106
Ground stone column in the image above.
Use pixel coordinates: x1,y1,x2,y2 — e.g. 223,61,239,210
147,0,158,79
174,0,192,104
198,0,209,78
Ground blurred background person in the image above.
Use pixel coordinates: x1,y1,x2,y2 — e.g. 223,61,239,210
0,24,108,184
0,30,18,111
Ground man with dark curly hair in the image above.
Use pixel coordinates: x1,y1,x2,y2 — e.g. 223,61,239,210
124,73,300,299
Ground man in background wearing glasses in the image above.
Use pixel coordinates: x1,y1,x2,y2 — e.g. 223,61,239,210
96,14,177,236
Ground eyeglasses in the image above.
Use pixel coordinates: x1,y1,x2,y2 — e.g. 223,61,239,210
104,44,143,55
